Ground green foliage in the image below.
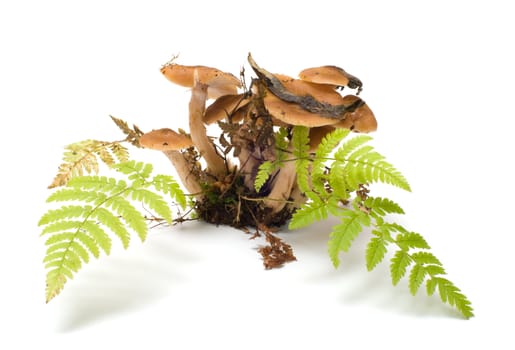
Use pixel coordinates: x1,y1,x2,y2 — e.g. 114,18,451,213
285,128,473,318
39,160,186,302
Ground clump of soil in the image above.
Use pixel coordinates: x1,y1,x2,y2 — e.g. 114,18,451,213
194,173,295,228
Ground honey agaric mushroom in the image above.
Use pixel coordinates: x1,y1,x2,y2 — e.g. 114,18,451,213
298,65,363,94
161,62,241,99
248,53,363,119
139,128,202,197
160,61,237,179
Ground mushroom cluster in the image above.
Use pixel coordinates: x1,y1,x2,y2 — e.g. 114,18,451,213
139,54,377,227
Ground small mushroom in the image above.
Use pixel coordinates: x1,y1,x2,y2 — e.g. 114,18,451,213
139,128,202,197
298,65,363,93
161,63,241,99
161,62,237,179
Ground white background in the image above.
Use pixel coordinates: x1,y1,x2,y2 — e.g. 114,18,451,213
1,0,514,348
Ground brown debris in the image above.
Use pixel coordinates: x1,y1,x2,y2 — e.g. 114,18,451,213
258,229,297,269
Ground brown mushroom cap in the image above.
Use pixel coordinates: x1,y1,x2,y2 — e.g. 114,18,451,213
139,128,193,151
261,74,358,127
263,91,342,127
333,95,377,133
274,74,345,105
203,93,250,124
298,65,363,91
161,63,241,99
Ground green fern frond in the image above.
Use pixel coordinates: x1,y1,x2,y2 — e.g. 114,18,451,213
40,160,187,302
48,139,130,189
286,127,472,317
385,224,474,317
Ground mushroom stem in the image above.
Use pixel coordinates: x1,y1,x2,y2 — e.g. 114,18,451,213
162,150,203,198
189,81,227,178
263,151,297,213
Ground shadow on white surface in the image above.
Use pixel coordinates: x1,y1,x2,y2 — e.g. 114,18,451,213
283,216,460,319
52,215,462,332
53,227,198,332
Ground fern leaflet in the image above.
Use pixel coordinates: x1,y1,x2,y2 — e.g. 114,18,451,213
333,136,411,191
366,236,388,271
254,160,275,192
288,197,329,230
390,249,413,285
328,209,371,268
